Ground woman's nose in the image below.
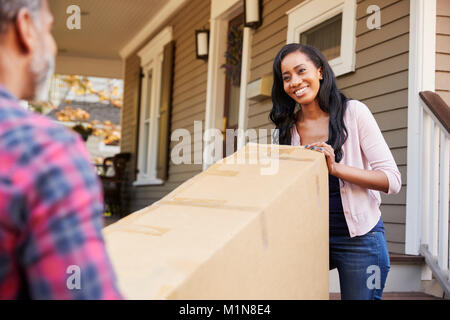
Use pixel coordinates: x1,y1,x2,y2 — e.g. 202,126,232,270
290,77,302,87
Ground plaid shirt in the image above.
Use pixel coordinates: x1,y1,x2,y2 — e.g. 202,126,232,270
0,85,122,299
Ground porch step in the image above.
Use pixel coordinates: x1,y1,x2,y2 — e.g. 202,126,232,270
330,253,427,294
329,292,444,300
389,253,425,265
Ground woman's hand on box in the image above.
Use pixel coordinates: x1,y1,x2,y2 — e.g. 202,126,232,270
304,142,336,175
305,142,390,193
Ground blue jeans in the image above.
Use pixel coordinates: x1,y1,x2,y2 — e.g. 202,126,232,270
329,231,390,300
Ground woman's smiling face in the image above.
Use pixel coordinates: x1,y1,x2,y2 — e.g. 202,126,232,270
281,50,323,106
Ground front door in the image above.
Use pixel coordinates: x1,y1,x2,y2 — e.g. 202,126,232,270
222,13,244,158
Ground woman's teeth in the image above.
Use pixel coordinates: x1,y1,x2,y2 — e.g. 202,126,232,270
295,87,308,96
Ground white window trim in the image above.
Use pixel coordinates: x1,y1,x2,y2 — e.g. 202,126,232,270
405,0,436,256
286,0,357,77
133,178,164,186
237,27,253,150
134,26,172,186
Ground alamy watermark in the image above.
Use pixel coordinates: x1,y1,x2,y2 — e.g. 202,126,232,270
66,265,81,290
366,265,381,290
366,5,381,30
66,5,81,30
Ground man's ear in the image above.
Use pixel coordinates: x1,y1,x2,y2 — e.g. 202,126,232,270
14,8,38,55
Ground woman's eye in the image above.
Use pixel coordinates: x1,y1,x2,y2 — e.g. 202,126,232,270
283,77,290,82
298,68,306,74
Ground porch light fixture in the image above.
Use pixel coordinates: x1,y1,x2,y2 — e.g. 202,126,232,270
244,0,263,29
195,29,209,61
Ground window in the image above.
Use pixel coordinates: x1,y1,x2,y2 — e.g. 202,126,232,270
135,27,173,186
140,69,154,179
287,0,356,77
300,14,342,61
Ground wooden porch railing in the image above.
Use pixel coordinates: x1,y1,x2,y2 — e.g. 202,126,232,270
418,91,450,297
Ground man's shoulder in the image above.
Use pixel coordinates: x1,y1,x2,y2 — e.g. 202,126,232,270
0,106,100,210
1,109,76,141
0,99,30,123
0,105,85,169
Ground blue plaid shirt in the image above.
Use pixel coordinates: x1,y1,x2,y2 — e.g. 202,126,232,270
0,85,122,299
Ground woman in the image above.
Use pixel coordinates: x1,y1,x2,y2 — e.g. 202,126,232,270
270,43,401,300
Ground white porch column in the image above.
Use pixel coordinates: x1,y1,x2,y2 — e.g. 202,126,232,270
405,0,436,255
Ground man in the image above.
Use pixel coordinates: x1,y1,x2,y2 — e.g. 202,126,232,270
0,0,122,299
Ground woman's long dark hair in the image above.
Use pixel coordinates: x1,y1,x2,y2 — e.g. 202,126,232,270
269,43,348,162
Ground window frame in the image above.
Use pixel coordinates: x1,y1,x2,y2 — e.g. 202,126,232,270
286,0,357,77
134,27,173,186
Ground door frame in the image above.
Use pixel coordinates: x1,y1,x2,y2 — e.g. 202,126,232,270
203,0,252,169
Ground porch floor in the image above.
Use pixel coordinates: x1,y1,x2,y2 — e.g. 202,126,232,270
104,215,121,227
329,292,445,300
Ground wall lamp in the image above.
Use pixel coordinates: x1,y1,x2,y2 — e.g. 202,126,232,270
195,29,209,61
244,0,263,29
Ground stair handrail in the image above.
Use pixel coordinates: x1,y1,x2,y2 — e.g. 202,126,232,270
419,91,450,134
418,91,450,298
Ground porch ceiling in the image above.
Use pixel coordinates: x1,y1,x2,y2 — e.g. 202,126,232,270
49,0,167,60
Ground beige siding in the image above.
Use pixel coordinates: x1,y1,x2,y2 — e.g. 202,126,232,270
349,0,409,255
246,0,410,253
436,0,450,105
247,0,301,134
121,0,210,213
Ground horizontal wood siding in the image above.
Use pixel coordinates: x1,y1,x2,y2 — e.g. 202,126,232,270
121,0,210,213
247,0,302,138
436,0,450,105
246,0,410,253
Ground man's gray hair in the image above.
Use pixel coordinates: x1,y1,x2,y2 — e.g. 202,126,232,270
0,0,42,34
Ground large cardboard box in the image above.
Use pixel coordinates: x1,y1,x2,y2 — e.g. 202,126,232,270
103,143,329,299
